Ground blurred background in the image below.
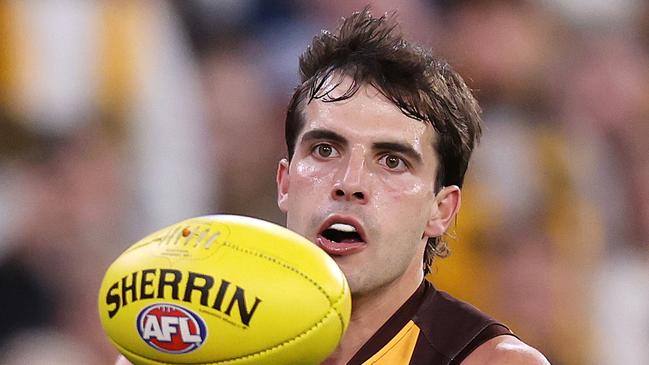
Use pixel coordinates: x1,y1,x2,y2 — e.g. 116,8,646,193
0,0,647,364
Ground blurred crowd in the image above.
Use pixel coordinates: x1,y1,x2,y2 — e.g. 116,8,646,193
0,1,647,364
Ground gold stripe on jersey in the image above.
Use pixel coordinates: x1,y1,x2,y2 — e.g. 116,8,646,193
361,320,420,364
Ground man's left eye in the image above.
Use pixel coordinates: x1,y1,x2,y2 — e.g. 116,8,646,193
379,154,407,171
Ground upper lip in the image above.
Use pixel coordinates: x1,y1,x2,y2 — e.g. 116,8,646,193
317,215,368,242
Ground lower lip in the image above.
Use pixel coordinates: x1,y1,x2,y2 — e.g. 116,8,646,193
316,235,367,256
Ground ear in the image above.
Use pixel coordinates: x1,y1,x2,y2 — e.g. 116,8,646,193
276,158,290,213
423,185,461,238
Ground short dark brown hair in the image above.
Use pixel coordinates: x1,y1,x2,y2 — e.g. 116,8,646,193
284,9,483,274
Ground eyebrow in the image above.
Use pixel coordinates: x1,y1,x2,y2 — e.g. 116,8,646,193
299,128,423,165
300,129,348,145
372,142,423,165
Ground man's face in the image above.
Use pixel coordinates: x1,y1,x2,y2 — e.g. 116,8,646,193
276,80,456,296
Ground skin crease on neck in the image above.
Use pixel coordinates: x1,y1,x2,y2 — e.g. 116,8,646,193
276,75,461,364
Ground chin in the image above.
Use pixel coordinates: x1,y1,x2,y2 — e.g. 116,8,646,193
341,269,379,297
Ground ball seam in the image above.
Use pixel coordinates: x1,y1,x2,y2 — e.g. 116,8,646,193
221,240,346,307
221,240,349,345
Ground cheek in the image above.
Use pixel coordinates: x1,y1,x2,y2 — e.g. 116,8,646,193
370,174,436,230
289,160,335,197
294,160,324,181
372,173,435,202
286,160,335,236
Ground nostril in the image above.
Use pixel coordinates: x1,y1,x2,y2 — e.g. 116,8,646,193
333,188,365,201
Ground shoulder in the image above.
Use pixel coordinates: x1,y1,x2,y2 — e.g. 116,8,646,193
460,335,551,365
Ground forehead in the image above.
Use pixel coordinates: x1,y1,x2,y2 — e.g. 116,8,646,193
299,82,436,153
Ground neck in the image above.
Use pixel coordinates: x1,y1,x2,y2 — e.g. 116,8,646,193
322,268,424,365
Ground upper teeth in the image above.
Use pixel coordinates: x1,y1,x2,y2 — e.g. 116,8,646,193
329,223,356,232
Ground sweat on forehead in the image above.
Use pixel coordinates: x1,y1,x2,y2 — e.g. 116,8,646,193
298,78,437,152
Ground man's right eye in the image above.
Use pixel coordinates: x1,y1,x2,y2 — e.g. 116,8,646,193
313,143,339,158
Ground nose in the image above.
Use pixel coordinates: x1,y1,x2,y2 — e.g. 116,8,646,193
331,150,369,204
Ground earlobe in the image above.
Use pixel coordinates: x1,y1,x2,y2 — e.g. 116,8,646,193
276,158,290,213
424,186,461,238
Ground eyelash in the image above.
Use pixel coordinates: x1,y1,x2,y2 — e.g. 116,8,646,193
379,154,409,171
312,143,339,158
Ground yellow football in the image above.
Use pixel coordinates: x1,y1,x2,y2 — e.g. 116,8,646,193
98,215,351,365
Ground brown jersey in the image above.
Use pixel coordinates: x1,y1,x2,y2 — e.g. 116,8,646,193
348,280,515,365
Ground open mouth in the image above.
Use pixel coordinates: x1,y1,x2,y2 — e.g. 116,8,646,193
316,220,367,256
321,223,363,243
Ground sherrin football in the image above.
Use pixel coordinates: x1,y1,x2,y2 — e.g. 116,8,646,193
98,215,351,365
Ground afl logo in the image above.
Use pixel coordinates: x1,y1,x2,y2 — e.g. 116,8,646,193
136,303,207,354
